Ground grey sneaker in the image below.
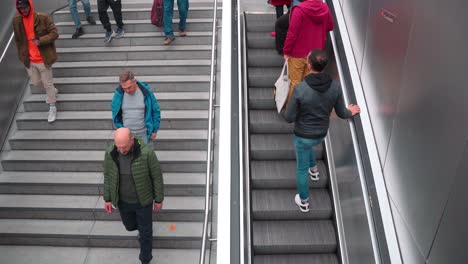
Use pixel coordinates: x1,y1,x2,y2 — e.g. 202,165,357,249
115,27,125,38
86,16,96,25
48,106,57,123
72,27,84,39
294,194,309,213
104,31,114,43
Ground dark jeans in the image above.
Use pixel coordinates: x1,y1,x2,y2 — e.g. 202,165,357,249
275,12,290,54
119,201,153,264
97,0,124,32
275,5,289,18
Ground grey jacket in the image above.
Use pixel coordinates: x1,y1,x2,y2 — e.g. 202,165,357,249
285,73,352,138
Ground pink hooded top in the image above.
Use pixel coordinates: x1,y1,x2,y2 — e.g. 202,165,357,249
16,0,43,63
283,0,334,58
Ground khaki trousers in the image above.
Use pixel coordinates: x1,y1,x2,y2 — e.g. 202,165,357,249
287,57,309,103
26,63,57,104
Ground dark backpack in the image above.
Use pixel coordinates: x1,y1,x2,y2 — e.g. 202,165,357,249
151,0,164,27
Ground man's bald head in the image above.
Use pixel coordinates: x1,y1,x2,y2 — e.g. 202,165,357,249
114,128,134,155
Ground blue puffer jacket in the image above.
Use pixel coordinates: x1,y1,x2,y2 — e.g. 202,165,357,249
111,80,161,141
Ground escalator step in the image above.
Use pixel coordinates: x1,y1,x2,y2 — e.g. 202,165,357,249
254,254,339,264
252,189,332,220
250,134,323,161
249,110,294,134
253,220,337,254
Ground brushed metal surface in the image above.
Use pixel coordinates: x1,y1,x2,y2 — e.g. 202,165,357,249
359,0,415,164
427,143,468,264
341,0,371,72
328,115,376,264
384,0,468,259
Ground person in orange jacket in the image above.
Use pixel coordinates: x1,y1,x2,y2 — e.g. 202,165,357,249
13,0,59,122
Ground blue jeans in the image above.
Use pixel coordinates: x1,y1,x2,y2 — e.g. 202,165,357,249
119,201,153,264
293,135,324,201
163,0,189,38
68,0,92,29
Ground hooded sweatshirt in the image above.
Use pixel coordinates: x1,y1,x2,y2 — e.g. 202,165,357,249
283,0,334,58
285,72,352,138
17,0,43,63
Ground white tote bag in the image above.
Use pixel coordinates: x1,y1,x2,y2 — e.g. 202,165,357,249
274,60,289,113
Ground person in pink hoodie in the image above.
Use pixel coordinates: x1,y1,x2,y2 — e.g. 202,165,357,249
283,0,334,103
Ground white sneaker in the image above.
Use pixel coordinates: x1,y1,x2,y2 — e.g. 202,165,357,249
294,194,309,213
308,168,320,181
48,106,57,123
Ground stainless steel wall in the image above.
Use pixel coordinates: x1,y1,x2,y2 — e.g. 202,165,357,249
338,0,468,262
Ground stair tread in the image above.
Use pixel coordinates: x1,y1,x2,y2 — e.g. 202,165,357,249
0,172,205,186
10,130,207,140
0,246,205,264
54,7,219,14
26,92,209,102
16,110,208,120
1,150,206,162
253,220,336,246
0,194,204,211
0,219,202,238
55,18,212,27
57,45,211,53
53,75,209,84
59,31,212,39
54,60,211,68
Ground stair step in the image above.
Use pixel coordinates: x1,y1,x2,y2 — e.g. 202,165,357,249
251,160,328,189
0,246,206,264
52,60,211,77
252,220,337,254
53,6,222,22
249,110,294,134
56,45,212,62
247,32,275,49
0,219,202,248
249,87,275,110
248,49,283,67
9,130,207,150
56,31,212,47
0,195,204,221
55,19,213,34
15,110,208,130
0,150,207,172
31,75,209,94
250,134,324,160
248,67,281,88
254,254,339,264
0,172,205,196
24,92,209,111
252,189,332,220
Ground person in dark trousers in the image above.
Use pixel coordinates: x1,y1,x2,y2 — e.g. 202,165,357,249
269,0,292,19
103,127,164,264
13,0,59,123
97,0,125,43
285,50,360,213
274,0,304,54
67,0,96,39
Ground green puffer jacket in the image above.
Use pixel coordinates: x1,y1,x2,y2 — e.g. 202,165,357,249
103,139,164,207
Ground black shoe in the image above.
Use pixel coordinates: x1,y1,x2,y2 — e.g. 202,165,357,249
86,16,97,25
72,27,85,39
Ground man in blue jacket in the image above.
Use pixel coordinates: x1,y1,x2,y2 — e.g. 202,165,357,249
285,49,360,213
111,70,161,144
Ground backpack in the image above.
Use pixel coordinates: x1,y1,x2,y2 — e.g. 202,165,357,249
151,0,164,27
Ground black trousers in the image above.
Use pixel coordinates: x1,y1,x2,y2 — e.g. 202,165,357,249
119,201,153,264
97,0,124,32
275,12,290,55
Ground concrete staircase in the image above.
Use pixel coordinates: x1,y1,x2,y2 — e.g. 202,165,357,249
245,13,339,263
0,1,218,263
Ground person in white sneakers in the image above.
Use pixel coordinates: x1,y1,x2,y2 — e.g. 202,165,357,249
285,49,360,212
13,0,59,122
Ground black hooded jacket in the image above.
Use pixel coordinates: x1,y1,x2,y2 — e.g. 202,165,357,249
285,73,352,138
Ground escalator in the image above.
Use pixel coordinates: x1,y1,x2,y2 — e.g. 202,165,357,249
243,12,339,263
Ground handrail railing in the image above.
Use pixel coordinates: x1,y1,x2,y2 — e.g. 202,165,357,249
199,0,219,262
